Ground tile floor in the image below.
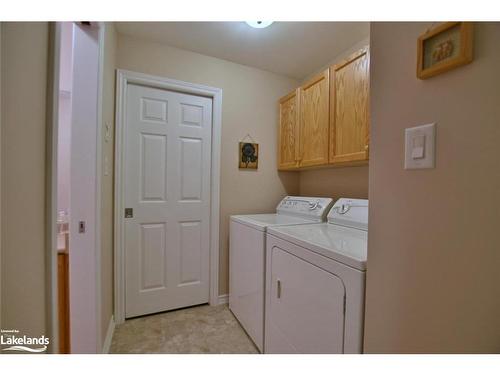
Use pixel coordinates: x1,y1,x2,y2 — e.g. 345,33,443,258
110,304,259,354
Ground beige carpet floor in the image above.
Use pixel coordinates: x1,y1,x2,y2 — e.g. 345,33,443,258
110,304,259,354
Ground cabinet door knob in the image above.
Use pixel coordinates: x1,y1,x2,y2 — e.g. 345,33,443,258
277,279,282,299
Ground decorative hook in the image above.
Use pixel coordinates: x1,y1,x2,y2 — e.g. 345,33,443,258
240,133,257,144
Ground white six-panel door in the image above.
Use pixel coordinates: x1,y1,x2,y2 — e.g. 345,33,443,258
124,83,212,318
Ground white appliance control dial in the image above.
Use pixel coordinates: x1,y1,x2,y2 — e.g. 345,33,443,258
308,200,322,210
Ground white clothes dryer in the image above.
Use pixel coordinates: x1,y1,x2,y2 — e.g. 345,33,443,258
265,198,368,353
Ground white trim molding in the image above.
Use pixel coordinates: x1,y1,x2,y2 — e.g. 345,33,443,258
102,315,115,354
114,69,222,323
217,294,229,305
47,21,105,353
46,22,62,354
94,20,106,354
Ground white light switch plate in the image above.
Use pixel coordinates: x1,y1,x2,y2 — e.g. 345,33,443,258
404,123,436,170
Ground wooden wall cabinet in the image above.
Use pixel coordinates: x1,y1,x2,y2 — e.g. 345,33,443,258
298,69,330,168
277,47,369,171
278,89,300,170
329,47,370,165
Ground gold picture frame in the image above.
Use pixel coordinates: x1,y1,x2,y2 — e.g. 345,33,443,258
417,22,474,80
239,142,259,170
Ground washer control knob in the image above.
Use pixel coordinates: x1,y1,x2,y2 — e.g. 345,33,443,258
308,201,320,210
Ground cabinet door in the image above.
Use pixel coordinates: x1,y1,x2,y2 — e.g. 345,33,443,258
266,247,345,354
299,69,330,167
278,90,300,170
329,47,370,164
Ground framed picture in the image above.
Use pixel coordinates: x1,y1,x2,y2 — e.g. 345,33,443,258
239,142,259,169
417,22,474,80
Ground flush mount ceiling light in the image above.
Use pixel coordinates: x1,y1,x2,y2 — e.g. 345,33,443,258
245,21,274,29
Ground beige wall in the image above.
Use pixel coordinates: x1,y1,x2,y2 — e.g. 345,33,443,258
298,38,370,200
100,23,117,347
299,166,369,199
116,34,300,295
0,21,116,352
301,37,369,83
1,23,49,338
364,22,500,353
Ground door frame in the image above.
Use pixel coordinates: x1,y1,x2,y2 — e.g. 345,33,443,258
47,21,105,353
114,69,222,324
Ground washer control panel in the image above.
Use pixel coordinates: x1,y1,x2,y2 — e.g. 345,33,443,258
276,196,334,221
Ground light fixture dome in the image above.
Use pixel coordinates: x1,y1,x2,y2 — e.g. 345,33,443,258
245,21,274,29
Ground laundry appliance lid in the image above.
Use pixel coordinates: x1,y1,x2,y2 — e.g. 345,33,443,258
230,196,334,232
230,214,319,232
267,223,367,271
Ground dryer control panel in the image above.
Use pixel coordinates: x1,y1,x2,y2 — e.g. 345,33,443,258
276,196,334,221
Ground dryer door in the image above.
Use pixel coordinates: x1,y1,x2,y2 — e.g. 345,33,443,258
266,247,346,353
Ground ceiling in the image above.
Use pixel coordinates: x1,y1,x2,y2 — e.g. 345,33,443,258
115,22,370,79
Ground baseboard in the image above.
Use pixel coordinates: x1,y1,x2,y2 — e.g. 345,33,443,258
217,294,229,305
102,315,115,354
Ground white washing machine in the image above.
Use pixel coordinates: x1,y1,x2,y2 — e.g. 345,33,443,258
264,198,368,354
229,196,334,352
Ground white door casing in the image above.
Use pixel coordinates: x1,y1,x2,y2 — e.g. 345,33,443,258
124,84,212,318
115,70,222,324
69,22,103,353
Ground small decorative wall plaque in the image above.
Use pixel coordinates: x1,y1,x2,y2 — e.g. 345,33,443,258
239,141,259,170
417,22,473,79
